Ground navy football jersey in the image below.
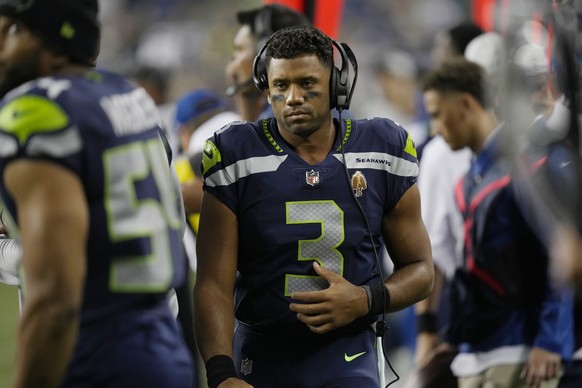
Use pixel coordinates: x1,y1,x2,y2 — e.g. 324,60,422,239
202,117,418,337
0,70,187,326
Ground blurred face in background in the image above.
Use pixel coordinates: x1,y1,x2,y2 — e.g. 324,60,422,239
424,89,472,151
0,17,46,98
225,24,256,91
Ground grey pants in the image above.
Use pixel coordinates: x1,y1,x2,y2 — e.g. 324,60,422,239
458,364,560,388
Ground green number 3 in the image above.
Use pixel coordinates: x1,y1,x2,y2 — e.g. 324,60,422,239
103,139,183,293
284,200,345,295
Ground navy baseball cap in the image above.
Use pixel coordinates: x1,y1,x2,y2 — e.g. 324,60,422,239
0,0,100,65
174,89,225,126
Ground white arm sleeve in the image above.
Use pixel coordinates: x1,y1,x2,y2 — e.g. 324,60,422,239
0,236,21,286
418,137,472,279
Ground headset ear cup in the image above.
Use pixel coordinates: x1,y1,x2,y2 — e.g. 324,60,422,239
256,62,268,90
258,68,268,91
330,67,339,109
252,43,269,91
331,40,357,110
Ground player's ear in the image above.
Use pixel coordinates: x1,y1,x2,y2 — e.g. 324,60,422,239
267,93,272,105
459,92,473,109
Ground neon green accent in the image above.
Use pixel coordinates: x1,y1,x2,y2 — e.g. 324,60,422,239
85,70,103,82
60,22,75,39
262,119,283,153
201,140,222,174
344,351,366,362
0,96,69,144
336,119,352,151
404,132,417,158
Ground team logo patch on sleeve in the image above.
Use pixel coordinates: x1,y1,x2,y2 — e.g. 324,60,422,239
351,170,367,197
201,139,221,175
0,95,69,144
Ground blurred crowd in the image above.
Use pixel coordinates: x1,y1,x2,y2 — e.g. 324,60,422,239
96,0,469,119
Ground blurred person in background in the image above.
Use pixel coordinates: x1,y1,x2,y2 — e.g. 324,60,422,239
172,88,240,262
225,3,310,121
406,22,486,388
430,21,484,70
129,65,179,153
0,216,19,288
422,57,573,388
372,50,430,160
172,88,240,388
505,3,582,385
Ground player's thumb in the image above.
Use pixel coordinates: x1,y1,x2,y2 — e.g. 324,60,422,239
312,261,339,282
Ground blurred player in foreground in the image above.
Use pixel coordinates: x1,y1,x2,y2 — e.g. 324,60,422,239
0,1,193,386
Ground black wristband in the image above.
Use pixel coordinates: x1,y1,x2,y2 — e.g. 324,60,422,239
363,282,390,316
205,354,237,388
416,312,437,334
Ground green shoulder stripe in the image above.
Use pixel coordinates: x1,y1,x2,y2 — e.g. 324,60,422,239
0,95,70,144
404,132,417,158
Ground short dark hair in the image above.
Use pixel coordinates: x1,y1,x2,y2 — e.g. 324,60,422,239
448,22,484,56
236,4,310,49
422,58,490,108
264,25,333,70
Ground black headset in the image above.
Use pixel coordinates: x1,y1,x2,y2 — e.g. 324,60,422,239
252,33,358,111
253,5,274,53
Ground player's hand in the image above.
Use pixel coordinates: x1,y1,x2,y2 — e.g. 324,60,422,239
520,347,561,387
289,262,368,334
218,377,253,388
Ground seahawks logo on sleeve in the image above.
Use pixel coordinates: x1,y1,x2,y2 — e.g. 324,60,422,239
0,94,78,159
201,139,221,175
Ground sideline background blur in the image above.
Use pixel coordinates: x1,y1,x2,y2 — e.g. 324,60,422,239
0,0,473,386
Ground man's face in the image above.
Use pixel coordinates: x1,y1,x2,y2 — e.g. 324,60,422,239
423,89,470,150
0,17,45,98
267,54,332,139
225,25,256,89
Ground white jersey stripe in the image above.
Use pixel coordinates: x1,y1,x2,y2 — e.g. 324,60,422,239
28,126,82,158
205,154,289,187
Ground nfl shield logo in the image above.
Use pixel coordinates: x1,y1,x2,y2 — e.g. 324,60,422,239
306,169,320,186
241,357,253,376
